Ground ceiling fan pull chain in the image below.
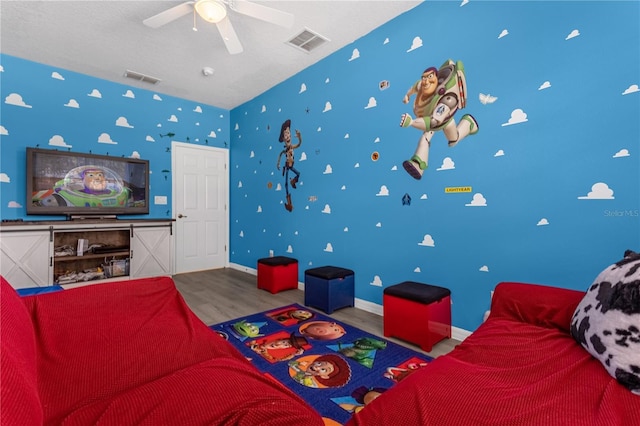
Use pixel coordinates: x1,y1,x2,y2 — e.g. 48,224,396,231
192,7,198,31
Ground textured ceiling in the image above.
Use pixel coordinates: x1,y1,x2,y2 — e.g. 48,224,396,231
0,0,421,109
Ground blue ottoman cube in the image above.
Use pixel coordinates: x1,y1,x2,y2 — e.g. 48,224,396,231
304,266,354,314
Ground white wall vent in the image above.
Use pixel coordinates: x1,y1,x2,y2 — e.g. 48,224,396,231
124,70,162,85
286,28,329,53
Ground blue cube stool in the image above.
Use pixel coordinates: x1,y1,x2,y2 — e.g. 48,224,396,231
304,266,354,314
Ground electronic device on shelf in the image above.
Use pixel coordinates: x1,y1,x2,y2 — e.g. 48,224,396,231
26,147,150,218
91,245,130,254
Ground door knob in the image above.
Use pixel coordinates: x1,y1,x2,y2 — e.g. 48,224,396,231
178,214,188,218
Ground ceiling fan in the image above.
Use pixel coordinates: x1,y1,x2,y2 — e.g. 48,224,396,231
143,0,294,55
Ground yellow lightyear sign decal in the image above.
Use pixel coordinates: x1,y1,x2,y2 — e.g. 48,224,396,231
445,187,472,193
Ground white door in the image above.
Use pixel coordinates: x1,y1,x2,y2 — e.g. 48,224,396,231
172,142,228,274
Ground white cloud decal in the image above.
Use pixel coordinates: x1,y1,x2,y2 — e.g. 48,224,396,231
437,157,455,171
578,182,614,200
349,48,360,61
501,109,528,126
323,102,332,112
5,93,32,108
324,243,334,253
370,275,383,286
418,234,435,247
87,89,102,98
407,36,423,52
613,149,630,158
97,133,117,144
49,135,72,148
51,72,64,80
364,97,377,109
64,99,79,108
622,84,639,95
466,193,487,207
376,185,389,196
115,117,134,128
538,81,552,90
565,29,580,40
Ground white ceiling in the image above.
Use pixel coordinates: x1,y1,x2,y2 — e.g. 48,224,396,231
0,0,421,109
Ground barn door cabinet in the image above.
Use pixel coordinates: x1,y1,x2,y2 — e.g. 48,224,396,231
0,220,174,289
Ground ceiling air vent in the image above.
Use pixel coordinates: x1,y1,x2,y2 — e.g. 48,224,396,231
286,28,329,53
124,70,161,85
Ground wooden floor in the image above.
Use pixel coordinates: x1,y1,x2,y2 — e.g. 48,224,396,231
173,267,460,358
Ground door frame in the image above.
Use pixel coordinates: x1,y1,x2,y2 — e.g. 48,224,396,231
171,141,230,273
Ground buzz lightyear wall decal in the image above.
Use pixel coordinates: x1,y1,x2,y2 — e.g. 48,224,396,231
399,59,479,180
276,119,302,212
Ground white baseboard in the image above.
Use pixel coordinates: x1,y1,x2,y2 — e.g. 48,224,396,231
229,263,256,275
228,262,472,341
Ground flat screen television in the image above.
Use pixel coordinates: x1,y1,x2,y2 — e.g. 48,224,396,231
26,148,150,218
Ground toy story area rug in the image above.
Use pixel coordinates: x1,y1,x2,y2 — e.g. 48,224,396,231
210,303,433,425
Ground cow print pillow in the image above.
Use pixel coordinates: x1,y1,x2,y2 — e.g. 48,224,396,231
570,250,640,395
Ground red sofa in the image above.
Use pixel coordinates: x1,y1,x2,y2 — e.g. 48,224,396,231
0,276,324,426
347,282,640,426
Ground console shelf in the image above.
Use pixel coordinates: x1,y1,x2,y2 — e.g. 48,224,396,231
55,252,131,262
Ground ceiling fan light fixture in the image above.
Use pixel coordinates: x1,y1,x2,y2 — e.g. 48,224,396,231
195,0,227,23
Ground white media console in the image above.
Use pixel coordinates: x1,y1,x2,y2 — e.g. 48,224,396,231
0,219,174,289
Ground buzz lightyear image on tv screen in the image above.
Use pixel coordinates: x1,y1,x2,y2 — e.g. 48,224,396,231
34,165,132,208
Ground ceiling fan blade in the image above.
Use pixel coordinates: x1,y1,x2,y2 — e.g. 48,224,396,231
143,2,194,28
229,0,294,28
216,17,243,54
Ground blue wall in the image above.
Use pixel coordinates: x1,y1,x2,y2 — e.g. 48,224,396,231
0,54,229,221
228,1,640,331
1,1,638,332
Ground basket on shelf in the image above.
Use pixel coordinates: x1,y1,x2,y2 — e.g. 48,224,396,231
102,258,129,278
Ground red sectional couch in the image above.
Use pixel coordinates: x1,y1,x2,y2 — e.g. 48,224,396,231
347,282,640,426
0,276,324,426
